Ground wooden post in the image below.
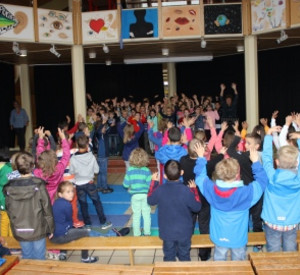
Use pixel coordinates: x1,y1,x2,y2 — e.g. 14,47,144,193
158,0,162,39
72,0,82,45
33,0,39,42
200,0,205,37
286,0,291,29
242,0,252,35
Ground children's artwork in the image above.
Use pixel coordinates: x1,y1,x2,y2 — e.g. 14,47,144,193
0,4,34,42
162,5,201,38
121,8,158,40
82,10,118,44
38,8,73,44
204,4,242,35
291,0,300,27
251,0,286,33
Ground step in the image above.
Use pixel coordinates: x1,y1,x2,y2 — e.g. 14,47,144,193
107,157,157,173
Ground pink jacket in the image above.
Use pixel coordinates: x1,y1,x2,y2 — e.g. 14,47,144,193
34,138,70,204
204,127,217,161
204,110,219,130
162,127,193,149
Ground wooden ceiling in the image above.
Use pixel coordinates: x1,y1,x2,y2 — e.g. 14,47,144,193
1,0,300,65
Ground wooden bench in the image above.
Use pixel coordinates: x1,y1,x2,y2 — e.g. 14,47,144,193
249,251,300,275
153,261,254,274
4,231,300,266
0,256,19,275
6,260,153,275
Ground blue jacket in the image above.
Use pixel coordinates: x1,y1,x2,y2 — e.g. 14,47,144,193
155,144,187,164
147,180,201,241
53,198,72,237
95,124,110,158
262,135,300,226
194,157,268,248
118,121,144,161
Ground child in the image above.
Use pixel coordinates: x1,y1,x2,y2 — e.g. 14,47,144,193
147,160,201,261
4,152,54,260
118,120,144,171
69,135,112,230
123,148,152,236
51,181,99,263
262,127,300,252
34,127,70,204
194,143,268,261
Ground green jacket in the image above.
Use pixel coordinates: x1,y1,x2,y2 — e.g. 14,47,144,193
0,163,12,211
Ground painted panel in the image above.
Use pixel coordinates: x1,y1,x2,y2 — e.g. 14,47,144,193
162,5,201,38
82,10,118,44
291,0,300,27
0,4,34,42
121,8,158,40
38,8,73,44
204,4,242,35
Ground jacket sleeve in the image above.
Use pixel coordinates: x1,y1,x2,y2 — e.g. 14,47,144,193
55,139,71,173
134,121,144,140
67,122,79,135
49,135,57,151
147,180,160,206
186,188,202,213
279,125,289,147
206,127,217,156
262,135,275,180
117,122,126,139
39,183,54,234
155,146,167,164
250,161,269,206
148,129,162,147
214,130,224,153
36,138,45,157
123,171,130,188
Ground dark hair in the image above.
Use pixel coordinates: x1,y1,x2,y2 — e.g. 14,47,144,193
246,133,262,148
76,135,89,149
78,122,88,132
223,130,235,148
58,120,68,130
16,152,34,174
164,160,181,181
168,127,181,143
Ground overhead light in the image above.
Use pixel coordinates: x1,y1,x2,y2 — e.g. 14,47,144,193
103,44,109,53
50,44,61,58
201,38,207,49
89,52,96,59
277,30,288,44
105,60,112,66
162,48,169,56
124,55,213,64
237,45,244,52
19,50,27,57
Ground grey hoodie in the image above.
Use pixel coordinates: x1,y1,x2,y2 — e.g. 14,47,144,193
69,151,99,185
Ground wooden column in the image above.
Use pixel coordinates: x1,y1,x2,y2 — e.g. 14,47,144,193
72,0,82,45
167,62,177,97
244,35,259,130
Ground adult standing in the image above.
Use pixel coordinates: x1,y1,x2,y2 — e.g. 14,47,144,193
219,83,238,122
9,101,29,151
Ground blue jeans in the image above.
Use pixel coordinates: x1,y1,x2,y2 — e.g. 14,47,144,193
265,225,297,252
97,157,108,189
163,238,191,261
214,245,246,261
76,183,106,225
108,134,118,155
20,238,46,260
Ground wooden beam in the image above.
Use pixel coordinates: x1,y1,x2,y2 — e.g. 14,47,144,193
33,0,39,42
72,0,82,45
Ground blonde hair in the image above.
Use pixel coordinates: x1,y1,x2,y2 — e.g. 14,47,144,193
129,148,149,167
37,150,58,177
188,139,204,158
277,145,299,169
123,124,134,144
215,158,239,182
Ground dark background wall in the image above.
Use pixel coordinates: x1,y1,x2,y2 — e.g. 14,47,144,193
1,45,300,147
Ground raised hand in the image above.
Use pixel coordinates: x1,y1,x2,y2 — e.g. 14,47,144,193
152,172,159,181
249,148,259,163
37,126,44,139
272,110,279,119
221,121,228,132
58,127,66,140
242,121,248,130
267,126,282,135
194,142,205,158
188,179,196,188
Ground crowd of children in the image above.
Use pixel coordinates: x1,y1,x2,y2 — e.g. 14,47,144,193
1,84,300,263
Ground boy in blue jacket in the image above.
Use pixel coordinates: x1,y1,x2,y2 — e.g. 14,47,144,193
194,143,268,261
147,160,201,261
262,126,300,252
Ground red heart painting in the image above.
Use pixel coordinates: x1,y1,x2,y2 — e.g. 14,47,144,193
89,19,105,33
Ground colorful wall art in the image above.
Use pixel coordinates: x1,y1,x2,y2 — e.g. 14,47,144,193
0,4,34,42
82,10,118,44
290,0,300,27
251,0,286,33
162,5,201,38
204,4,242,35
121,8,158,40
38,8,73,44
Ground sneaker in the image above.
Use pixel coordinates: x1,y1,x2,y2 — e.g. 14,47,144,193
102,187,114,194
59,253,67,261
97,187,105,192
73,221,85,228
81,256,99,263
10,249,22,255
100,221,112,230
84,224,92,230
253,245,263,252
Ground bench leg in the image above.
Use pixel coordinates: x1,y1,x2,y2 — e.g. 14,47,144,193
128,249,135,265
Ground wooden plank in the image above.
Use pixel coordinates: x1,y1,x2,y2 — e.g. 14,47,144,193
0,256,19,275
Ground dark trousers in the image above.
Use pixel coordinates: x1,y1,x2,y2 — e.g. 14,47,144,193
192,193,211,260
76,183,106,225
250,195,264,232
163,238,191,261
14,127,26,151
51,228,89,258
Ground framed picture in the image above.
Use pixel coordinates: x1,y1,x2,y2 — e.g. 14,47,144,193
121,8,158,40
82,10,119,44
204,4,242,35
0,4,34,42
290,0,300,27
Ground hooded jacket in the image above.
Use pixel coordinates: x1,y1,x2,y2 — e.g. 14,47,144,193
69,151,99,185
4,176,54,242
155,144,187,164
